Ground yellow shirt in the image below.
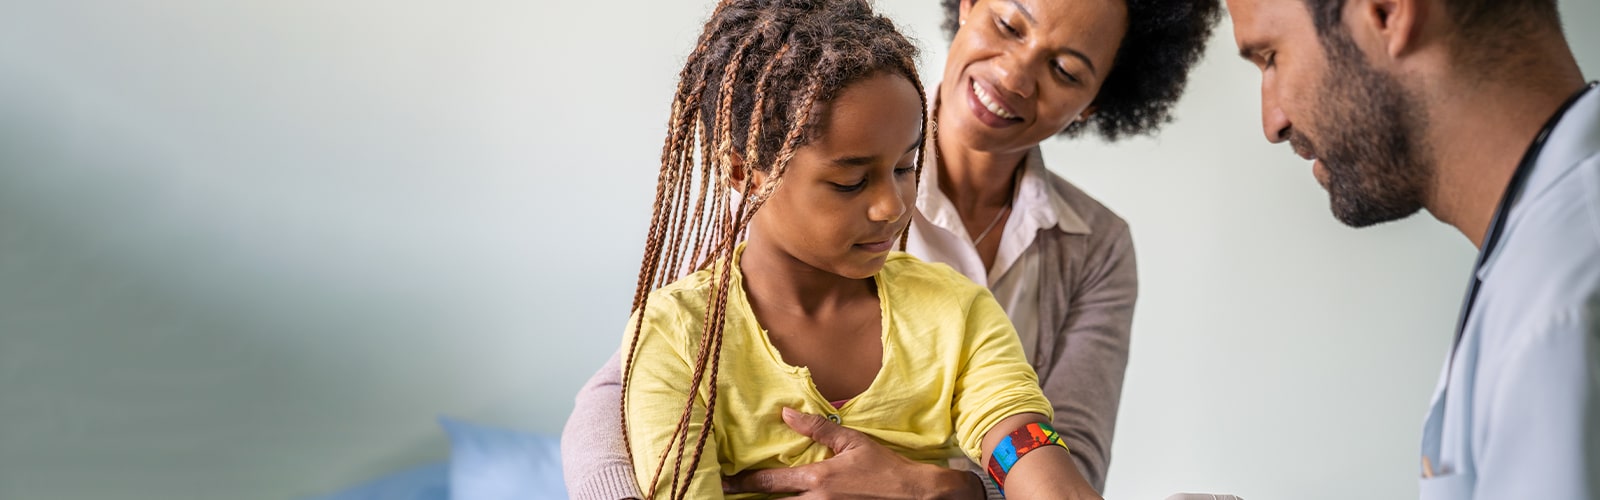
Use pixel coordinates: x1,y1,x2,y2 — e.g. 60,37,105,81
622,250,1053,499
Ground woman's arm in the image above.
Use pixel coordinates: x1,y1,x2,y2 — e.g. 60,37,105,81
1040,221,1138,492
560,352,645,500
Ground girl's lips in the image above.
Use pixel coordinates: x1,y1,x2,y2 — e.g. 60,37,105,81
855,239,895,253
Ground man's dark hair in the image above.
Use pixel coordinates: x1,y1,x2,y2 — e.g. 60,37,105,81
1301,0,1562,66
940,0,1223,141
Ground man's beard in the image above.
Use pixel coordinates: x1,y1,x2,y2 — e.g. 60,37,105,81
1296,33,1433,228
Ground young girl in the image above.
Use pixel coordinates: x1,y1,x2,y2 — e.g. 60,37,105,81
620,1,1102,498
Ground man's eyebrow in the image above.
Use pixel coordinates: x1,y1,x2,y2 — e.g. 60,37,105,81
1238,41,1266,62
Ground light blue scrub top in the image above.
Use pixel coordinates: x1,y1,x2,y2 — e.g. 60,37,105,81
1419,85,1600,499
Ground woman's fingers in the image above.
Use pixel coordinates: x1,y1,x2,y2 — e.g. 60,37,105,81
723,465,822,494
781,407,869,454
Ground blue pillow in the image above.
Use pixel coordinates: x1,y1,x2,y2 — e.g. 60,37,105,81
440,417,568,500
305,462,450,500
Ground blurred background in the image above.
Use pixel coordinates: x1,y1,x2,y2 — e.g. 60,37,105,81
2,1,1596,499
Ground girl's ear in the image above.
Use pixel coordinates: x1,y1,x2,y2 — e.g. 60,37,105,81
725,152,752,193
727,153,772,197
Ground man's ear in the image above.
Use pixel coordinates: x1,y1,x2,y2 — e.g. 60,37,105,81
1346,0,1428,59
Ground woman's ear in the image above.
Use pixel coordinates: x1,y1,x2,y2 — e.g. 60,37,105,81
958,0,976,27
1077,105,1097,124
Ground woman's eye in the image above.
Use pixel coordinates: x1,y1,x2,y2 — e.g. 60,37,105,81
893,165,915,175
1054,63,1079,84
1265,52,1277,69
998,17,1019,37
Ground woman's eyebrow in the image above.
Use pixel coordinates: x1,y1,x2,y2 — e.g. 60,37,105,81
1061,47,1097,76
1007,0,1036,24
1006,0,1096,76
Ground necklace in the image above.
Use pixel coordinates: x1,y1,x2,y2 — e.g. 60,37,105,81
970,166,1024,246
972,205,1010,246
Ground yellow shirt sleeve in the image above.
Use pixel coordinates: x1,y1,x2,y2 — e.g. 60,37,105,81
950,286,1056,462
619,295,724,499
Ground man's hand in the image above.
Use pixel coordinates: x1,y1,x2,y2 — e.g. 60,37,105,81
723,407,986,499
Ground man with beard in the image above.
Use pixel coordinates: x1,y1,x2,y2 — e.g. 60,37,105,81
1227,0,1597,498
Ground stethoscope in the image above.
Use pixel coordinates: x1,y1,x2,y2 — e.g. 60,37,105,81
1423,81,1598,479
1450,80,1598,360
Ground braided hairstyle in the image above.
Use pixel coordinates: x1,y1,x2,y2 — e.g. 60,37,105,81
620,1,925,498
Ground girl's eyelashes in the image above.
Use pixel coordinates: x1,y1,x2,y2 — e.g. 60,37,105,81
832,167,912,192
832,178,868,192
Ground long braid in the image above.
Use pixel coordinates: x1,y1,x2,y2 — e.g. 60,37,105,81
652,47,723,288
659,45,727,281
676,71,825,500
893,54,929,251
668,34,798,500
621,1,924,498
619,1,738,460
650,21,769,499
665,26,770,495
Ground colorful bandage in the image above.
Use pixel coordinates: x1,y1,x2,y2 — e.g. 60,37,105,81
985,422,1069,495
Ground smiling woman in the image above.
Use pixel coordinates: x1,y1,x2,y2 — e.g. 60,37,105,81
896,0,1222,493
940,0,1219,140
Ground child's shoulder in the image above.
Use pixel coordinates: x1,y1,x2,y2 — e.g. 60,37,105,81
642,267,719,314
625,268,719,345
880,251,988,302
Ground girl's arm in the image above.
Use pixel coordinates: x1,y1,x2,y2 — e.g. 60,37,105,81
978,413,1100,500
620,306,724,499
952,288,1101,500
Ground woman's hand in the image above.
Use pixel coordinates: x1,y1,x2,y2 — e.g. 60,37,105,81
723,407,986,500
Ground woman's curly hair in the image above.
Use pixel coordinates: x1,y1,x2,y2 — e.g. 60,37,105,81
941,0,1221,141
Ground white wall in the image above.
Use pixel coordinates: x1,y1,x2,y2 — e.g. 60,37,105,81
0,1,1595,499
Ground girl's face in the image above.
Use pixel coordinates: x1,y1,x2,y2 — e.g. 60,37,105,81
747,72,925,280
938,0,1127,154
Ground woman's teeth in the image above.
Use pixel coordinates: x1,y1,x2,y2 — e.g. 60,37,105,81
973,81,1018,120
